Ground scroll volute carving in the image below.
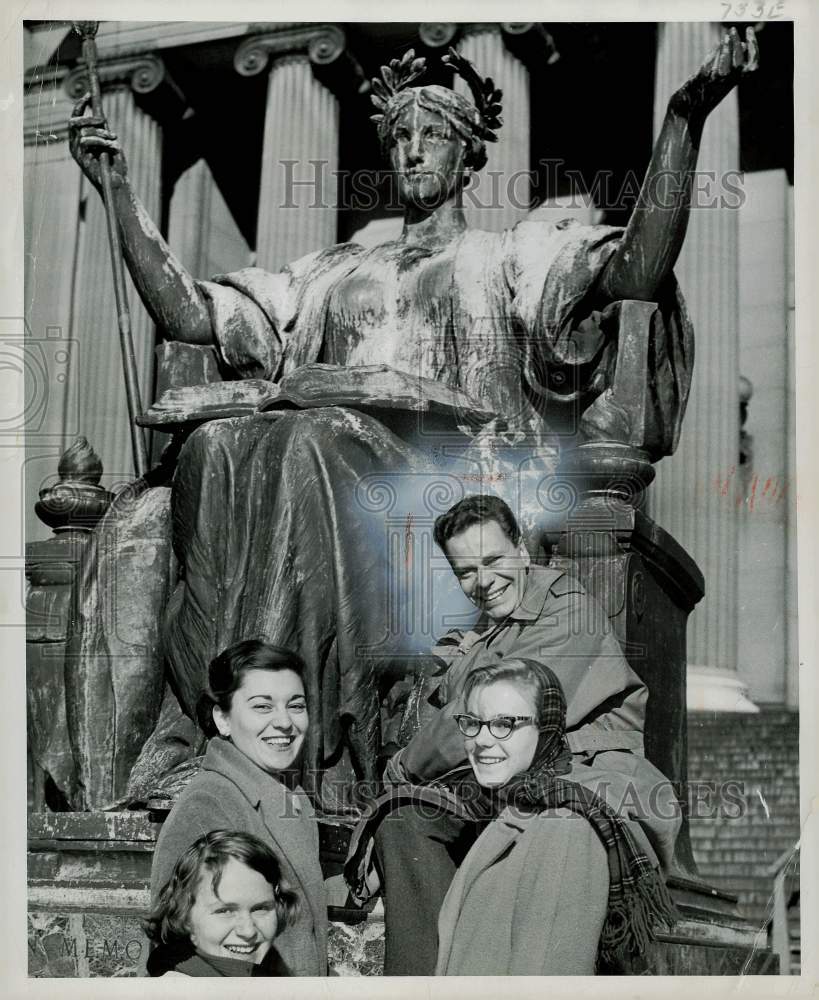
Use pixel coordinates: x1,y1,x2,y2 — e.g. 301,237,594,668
234,25,367,96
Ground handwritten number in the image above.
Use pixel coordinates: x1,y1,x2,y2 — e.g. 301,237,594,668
722,0,783,19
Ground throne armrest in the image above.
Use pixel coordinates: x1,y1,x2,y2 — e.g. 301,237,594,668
578,298,663,455
154,341,229,396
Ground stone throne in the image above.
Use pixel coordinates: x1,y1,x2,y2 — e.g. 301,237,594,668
26,298,776,975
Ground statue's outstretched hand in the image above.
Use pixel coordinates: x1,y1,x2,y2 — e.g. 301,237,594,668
669,26,759,123
68,92,129,190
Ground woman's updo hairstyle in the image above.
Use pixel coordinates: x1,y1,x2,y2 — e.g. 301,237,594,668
195,639,307,738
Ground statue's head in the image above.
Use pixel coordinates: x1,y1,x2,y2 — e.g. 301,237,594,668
371,48,502,204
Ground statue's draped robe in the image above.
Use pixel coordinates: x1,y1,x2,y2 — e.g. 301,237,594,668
67,220,694,808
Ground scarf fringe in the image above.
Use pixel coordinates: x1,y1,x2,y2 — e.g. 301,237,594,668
599,869,679,967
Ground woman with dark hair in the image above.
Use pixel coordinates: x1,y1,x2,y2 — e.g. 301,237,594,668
433,657,680,975
150,640,327,976
144,830,298,977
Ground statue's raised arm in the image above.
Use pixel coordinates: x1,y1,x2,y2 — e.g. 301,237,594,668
69,93,213,345
600,26,759,302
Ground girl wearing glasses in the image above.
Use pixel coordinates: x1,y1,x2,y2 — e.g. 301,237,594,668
434,657,680,975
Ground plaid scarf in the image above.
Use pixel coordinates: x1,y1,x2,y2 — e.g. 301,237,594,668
453,659,678,968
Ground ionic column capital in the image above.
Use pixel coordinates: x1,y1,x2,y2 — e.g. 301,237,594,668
63,51,189,126
500,23,560,67
450,24,559,71
234,24,365,93
418,24,459,49
64,52,168,99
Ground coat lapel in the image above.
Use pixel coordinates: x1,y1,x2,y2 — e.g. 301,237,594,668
202,740,323,930
258,782,324,922
458,810,526,902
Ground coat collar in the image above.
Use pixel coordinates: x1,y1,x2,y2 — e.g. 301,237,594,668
457,808,530,901
201,738,322,932
201,737,315,821
202,736,273,807
473,565,568,633
510,565,566,622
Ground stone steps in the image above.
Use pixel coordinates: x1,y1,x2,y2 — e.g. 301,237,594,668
686,706,799,944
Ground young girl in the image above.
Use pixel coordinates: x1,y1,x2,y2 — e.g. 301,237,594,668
144,830,299,977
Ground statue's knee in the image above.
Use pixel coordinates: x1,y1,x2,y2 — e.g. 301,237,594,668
283,408,366,451
178,418,237,467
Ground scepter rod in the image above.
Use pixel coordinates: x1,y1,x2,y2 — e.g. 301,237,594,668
72,21,149,479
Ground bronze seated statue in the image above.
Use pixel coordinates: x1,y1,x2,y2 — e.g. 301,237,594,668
50,34,756,814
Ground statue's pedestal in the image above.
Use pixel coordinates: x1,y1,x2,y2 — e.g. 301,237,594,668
28,811,775,976
652,875,775,973
27,811,384,978
553,494,705,874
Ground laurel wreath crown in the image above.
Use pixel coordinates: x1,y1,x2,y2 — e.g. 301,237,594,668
370,46,503,141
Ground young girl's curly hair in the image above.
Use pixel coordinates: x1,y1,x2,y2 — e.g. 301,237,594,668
143,829,299,949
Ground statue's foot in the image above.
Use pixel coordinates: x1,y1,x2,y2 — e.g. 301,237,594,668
124,683,202,808
141,755,205,813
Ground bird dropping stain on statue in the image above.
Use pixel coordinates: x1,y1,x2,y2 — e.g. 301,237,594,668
405,513,414,569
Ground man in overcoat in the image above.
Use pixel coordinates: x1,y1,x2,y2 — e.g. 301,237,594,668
368,494,679,975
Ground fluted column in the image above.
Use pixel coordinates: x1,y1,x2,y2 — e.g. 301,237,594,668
68,86,161,486
784,185,797,709
235,27,357,271
735,170,793,705
649,23,755,711
23,81,82,544
168,157,252,279
256,55,339,270
456,26,530,233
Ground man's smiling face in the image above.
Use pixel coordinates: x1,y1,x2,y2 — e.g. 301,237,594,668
443,519,530,621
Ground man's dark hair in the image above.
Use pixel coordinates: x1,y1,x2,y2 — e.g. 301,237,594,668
433,494,522,553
